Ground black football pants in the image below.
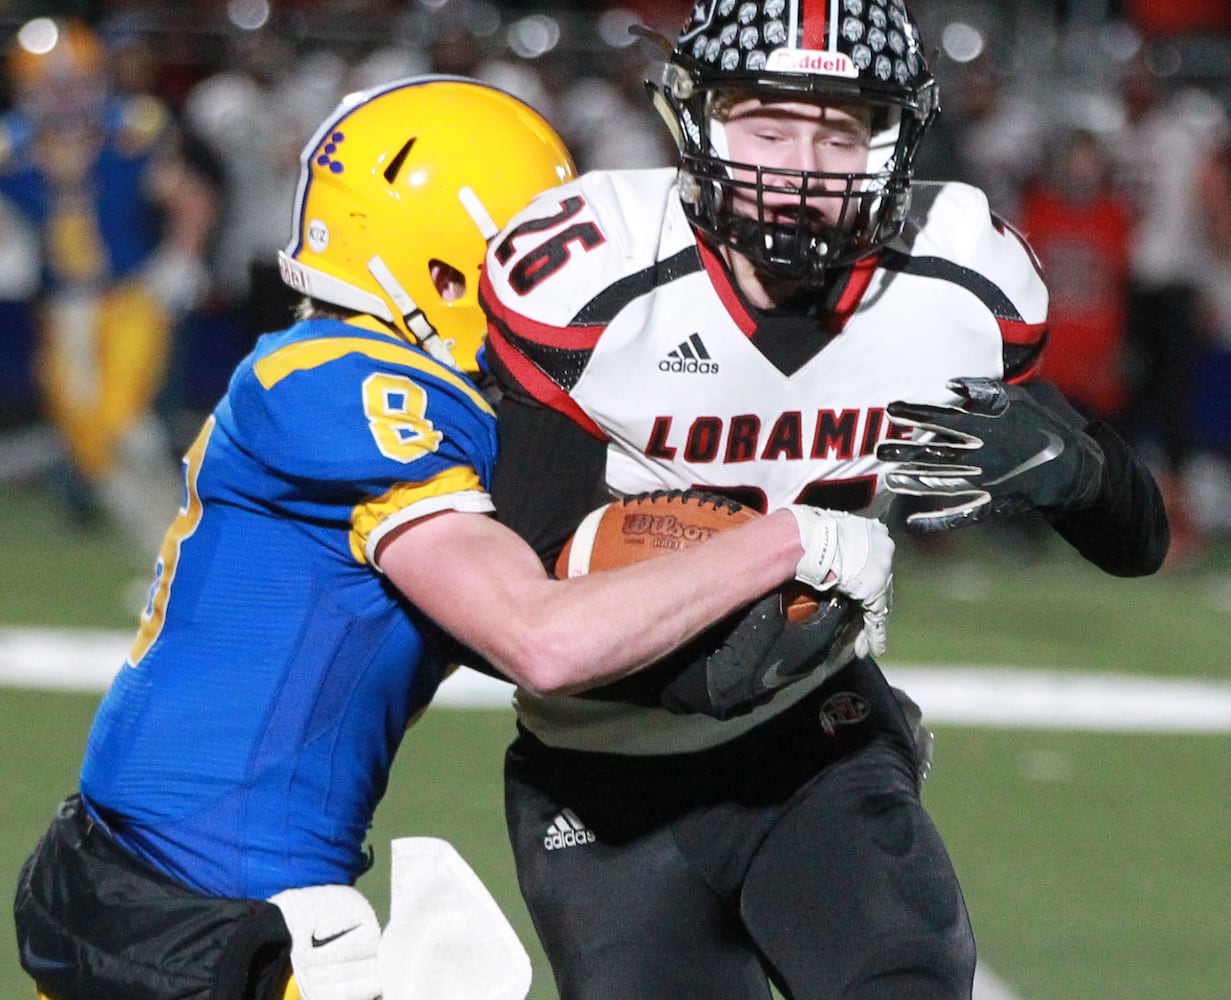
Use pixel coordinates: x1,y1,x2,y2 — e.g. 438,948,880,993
505,659,976,1000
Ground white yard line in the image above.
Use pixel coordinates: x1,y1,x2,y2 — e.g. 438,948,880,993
884,665,1231,733
26,629,1206,999
3,626,1231,734
974,964,1022,1000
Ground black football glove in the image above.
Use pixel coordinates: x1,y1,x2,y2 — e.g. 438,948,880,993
877,377,1105,535
659,592,859,720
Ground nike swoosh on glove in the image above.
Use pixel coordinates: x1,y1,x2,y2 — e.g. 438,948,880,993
877,377,1106,534
269,885,382,1000
658,592,858,720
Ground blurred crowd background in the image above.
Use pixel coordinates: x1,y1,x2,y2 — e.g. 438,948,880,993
1,0,1230,567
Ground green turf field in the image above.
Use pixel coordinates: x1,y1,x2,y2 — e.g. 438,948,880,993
3,481,1230,999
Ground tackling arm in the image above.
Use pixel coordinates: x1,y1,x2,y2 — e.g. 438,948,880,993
376,500,810,697
416,386,896,709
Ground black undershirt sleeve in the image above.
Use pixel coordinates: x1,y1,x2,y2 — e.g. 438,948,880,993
490,391,612,570
1045,419,1170,577
443,381,611,683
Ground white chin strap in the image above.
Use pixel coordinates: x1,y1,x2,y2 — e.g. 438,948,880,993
367,255,460,370
458,185,499,240
367,186,500,371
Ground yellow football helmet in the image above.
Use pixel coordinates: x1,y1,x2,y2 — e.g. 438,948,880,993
279,75,576,373
8,17,104,87
8,18,106,126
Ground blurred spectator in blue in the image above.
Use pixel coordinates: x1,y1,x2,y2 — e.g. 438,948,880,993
1019,126,1133,424
1189,130,1231,537
0,17,218,554
1105,51,1228,567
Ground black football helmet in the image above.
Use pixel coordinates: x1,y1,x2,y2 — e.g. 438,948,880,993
648,0,939,282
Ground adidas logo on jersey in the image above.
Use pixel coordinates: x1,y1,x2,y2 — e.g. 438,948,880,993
660,333,719,374
543,808,596,851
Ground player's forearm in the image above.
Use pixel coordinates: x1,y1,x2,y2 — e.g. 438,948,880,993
152,158,219,256
502,510,804,695
1045,420,1169,576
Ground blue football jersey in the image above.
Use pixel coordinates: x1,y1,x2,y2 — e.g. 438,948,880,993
0,96,174,288
80,317,498,898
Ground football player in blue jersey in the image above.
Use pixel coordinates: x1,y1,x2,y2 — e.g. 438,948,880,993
14,75,895,1000
480,1,1169,998
0,18,218,553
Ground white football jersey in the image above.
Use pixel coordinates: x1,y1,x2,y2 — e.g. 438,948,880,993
483,168,1048,754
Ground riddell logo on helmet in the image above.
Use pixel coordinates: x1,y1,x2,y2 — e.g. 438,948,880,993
766,48,858,78
279,257,311,293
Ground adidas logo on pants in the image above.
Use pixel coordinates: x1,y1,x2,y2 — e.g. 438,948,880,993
543,809,596,851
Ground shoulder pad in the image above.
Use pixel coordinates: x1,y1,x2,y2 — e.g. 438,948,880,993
897,181,1048,378
905,181,1047,323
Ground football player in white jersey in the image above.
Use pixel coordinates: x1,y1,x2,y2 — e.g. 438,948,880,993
14,76,894,1000
481,2,1169,998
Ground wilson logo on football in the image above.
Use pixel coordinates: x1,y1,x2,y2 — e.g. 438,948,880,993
621,513,721,551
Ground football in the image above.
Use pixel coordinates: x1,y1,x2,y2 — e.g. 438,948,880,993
555,491,823,623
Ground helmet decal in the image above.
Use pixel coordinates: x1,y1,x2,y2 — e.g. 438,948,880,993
314,132,348,174
306,220,329,254
680,0,925,87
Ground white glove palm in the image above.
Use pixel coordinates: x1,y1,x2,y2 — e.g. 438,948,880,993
784,506,894,658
